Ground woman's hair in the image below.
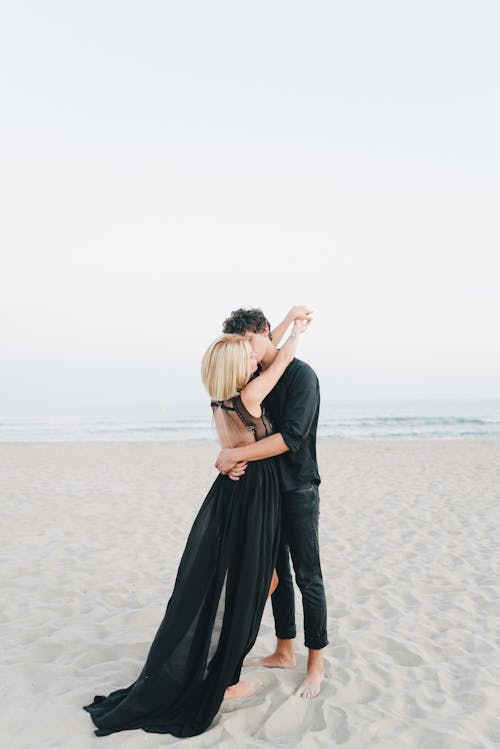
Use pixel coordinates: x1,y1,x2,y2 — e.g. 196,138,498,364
201,334,252,401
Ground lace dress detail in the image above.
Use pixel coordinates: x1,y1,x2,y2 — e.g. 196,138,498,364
210,395,272,443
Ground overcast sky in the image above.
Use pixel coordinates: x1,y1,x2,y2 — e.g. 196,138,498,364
1,1,499,408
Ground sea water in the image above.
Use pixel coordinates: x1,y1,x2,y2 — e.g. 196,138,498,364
1,399,499,441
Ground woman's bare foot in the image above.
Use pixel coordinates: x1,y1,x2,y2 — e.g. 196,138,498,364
296,665,324,699
223,679,265,699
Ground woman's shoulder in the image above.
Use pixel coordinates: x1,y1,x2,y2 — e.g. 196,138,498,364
234,393,262,421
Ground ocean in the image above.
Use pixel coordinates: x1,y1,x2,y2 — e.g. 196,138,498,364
1,399,499,441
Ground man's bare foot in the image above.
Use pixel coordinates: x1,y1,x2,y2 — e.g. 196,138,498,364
243,652,296,669
296,666,324,699
223,679,265,699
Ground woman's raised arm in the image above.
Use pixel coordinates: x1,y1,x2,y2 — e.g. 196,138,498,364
270,305,313,346
241,317,312,415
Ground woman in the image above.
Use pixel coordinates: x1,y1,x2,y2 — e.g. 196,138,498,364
83,311,311,738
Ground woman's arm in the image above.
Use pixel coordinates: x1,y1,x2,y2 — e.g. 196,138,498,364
241,318,311,415
270,305,313,346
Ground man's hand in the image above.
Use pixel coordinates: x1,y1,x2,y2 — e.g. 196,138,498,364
227,461,248,481
215,448,240,475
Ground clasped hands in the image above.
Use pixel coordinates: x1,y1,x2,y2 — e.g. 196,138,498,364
215,449,247,481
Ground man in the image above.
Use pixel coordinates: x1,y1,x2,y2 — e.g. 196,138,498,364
215,306,328,699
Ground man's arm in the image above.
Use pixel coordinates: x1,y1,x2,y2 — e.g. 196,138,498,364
217,366,318,474
278,366,319,453
216,433,289,474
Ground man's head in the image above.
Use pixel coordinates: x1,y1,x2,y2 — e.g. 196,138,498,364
222,308,271,338
222,308,274,364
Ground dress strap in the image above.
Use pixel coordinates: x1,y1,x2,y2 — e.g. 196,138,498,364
210,400,236,411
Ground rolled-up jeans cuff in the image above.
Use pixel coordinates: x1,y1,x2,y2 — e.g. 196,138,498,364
304,635,329,650
275,629,296,640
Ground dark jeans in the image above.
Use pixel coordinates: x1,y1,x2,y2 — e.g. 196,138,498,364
271,483,329,650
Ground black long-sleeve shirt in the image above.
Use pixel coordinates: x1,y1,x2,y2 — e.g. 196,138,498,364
262,357,321,492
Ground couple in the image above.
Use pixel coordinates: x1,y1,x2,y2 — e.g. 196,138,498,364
83,306,328,739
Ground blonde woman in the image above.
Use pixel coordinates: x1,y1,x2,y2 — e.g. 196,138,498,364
83,309,311,739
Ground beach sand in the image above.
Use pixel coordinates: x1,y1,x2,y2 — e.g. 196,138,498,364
1,440,499,749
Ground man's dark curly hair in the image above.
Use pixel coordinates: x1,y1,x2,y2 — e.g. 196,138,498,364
222,307,272,340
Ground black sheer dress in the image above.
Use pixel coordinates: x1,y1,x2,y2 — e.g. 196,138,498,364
83,395,280,738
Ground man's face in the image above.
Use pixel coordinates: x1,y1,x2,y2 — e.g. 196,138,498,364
244,328,270,364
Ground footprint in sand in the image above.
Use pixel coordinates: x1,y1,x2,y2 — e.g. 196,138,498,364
333,674,380,705
417,730,485,749
260,695,350,743
258,694,312,742
484,719,500,743
378,636,425,666
330,643,351,662
25,641,62,664
332,666,351,686
365,661,393,687
348,617,372,630
323,705,350,743
456,692,487,711
371,595,401,619
75,647,122,669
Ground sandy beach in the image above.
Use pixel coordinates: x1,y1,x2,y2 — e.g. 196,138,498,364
1,439,499,749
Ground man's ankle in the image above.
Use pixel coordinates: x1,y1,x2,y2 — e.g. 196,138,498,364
307,648,324,671
276,637,295,656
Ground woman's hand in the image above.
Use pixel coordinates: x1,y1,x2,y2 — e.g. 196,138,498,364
215,448,240,475
291,317,313,336
271,305,313,347
227,461,248,481
287,305,313,323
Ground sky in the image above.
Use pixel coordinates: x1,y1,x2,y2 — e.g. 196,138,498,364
1,1,499,408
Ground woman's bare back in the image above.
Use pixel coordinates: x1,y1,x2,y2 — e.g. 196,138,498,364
211,395,273,449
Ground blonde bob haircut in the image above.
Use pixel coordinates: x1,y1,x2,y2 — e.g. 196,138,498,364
201,333,252,401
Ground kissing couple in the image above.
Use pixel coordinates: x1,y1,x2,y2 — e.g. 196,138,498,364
83,305,329,739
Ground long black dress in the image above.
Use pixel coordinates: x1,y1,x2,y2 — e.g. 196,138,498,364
83,396,280,738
